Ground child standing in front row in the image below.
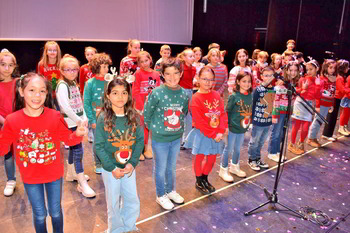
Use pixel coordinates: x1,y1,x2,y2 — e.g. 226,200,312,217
185,66,228,194
154,44,171,73
132,51,161,160
0,73,86,233
248,66,276,171
95,78,144,233
144,57,189,210
84,53,112,174
220,72,252,183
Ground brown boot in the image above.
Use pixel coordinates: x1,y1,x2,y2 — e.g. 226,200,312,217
297,141,305,153
143,145,153,159
288,143,304,155
306,138,321,148
139,154,145,161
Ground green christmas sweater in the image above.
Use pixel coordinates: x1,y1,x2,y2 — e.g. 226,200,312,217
83,76,106,125
143,85,189,143
95,112,144,172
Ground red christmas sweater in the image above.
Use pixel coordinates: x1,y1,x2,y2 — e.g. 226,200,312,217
37,63,60,97
0,79,17,119
132,69,161,111
191,90,228,139
119,55,138,76
179,64,196,89
79,64,93,96
316,75,336,107
0,108,82,184
335,75,350,99
295,75,322,107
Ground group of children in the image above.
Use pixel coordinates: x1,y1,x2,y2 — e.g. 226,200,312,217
0,38,349,233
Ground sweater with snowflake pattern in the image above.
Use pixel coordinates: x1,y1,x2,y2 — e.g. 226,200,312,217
252,86,275,126
226,91,252,134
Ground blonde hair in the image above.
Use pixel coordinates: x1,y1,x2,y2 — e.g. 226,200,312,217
85,46,97,54
0,50,17,65
137,51,153,67
258,51,269,59
39,41,61,68
177,48,193,63
160,44,171,52
207,48,220,63
59,54,80,85
127,39,140,55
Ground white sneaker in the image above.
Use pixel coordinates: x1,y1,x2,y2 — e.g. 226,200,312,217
167,191,184,204
321,135,337,142
268,153,280,162
229,162,246,177
4,180,16,197
156,195,174,210
248,160,261,171
338,126,349,136
219,166,234,182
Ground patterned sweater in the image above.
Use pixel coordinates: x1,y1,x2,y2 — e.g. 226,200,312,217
83,76,106,125
226,91,252,134
119,55,138,77
252,86,275,127
207,63,228,95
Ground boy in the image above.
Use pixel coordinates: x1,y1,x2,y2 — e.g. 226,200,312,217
154,45,171,73
252,51,269,88
248,66,276,171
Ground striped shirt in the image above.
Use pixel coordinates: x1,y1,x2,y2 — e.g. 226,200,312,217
207,63,228,94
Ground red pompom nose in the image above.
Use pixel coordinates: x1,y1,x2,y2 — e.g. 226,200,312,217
120,151,129,158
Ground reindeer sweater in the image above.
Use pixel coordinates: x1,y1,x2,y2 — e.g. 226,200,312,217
226,92,252,134
83,76,106,125
95,113,144,172
252,86,275,126
143,85,189,143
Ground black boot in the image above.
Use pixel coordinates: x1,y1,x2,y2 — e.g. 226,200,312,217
195,176,210,195
201,175,215,193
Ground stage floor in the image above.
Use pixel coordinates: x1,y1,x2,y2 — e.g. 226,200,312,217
1,125,349,233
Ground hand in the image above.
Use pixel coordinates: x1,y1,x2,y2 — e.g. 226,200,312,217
276,80,284,86
121,163,134,177
302,80,309,90
112,167,125,179
76,120,88,137
315,77,320,85
91,123,96,129
272,118,278,124
316,107,320,113
214,133,223,142
223,128,229,137
329,106,334,113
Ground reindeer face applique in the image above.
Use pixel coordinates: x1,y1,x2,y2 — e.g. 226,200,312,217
259,91,275,118
107,129,136,165
237,99,252,129
204,99,221,128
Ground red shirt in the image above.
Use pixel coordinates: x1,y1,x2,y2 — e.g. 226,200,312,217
295,75,322,107
191,90,228,139
0,79,17,118
335,75,350,99
79,64,93,96
119,56,138,76
179,64,196,89
37,63,60,97
316,75,336,107
132,69,160,111
0,108,82,184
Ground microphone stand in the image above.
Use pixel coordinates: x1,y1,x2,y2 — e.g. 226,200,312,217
244,79,327,218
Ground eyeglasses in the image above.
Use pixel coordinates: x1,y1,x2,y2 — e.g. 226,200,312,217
63,68,79,73
201,78,215,82
48,49,57,53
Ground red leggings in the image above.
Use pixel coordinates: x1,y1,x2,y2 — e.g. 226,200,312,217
140,115,149,145
340,107,350,126
291,119,311,144
194,154,217,176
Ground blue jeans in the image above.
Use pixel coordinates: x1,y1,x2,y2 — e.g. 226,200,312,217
152,138,181,197
308,105,330,139
24,178,63,233
268,114,286,154
4,149,16,181
248,125,270,161
68,127,84,174
182,89,193,143
101,168,140,233
221,132,245,167
92,128,102,168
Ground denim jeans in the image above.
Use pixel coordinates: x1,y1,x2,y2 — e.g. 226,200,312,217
68,127,84,174
309,105,330,139
221,132,245,167
101,168,140,233
248,125,270,161
182,89,193,143
152,138,181,197
23,178,63,233
91,128,102,168
4,149,16,181
268,114,286,154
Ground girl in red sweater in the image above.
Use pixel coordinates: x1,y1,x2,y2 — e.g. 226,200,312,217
120,39,140,80
185,66,228,195
288,59,322,154
0,72,87,233
132,51,160,160
336,60,350,136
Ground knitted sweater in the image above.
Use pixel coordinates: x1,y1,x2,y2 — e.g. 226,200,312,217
295,75,322,107
143,85,189,142
79,64,93,96
335,75,349,99
207,63,228,94
316,75,336,107
83,76,106,125
272,84,289,119
95,113,144,172
119,55,138,77
226,91,252,134
37,64,60,93
0,79,17,119
179,64,196,89
228,66,251,94
252,86,275,126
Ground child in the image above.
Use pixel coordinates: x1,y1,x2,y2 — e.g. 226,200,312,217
178,48,196,149
220,72,252,182
0,49,18,196
307,59,337,146
288,59,322,154
119,39,140,78
0,72,86,233
154,44,171,72
185,66,228,193
268,62,300,162
228,49,252,95
270,53,283,74
56,54,96,197
323,59,349,138
337,60,350,136
132,51,161,160
192,47,205,93
251,49,261,67
252,51,269,89
201,43,220,65
207,48,228,97
144,57,189,210
282,51,295,67
37,41,62,109
248,66,276,171
84,53,112,174
95,78,144,233
283,39,296,56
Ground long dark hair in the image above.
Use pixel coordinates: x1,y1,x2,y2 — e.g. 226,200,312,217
13,72,54,112
235,71,253,93
100,78,138,132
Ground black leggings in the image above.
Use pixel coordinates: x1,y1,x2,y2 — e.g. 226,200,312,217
322,98,341,137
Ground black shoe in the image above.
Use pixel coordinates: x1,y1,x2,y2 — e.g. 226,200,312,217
195,181,210,195
201,179,216,193
180,142,186,150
